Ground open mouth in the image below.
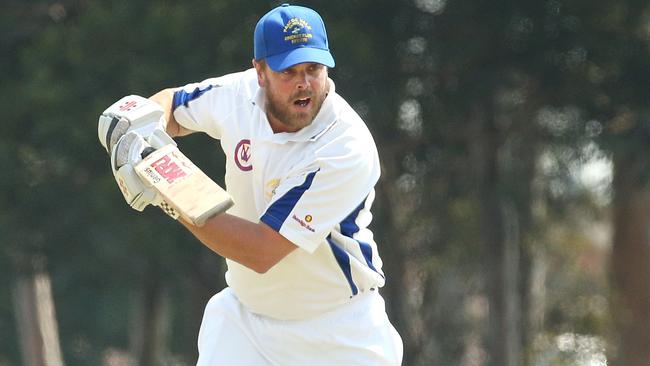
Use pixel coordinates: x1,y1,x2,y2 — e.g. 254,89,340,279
294,97,311,108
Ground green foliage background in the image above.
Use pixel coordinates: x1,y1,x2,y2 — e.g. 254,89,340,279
1,0,648,365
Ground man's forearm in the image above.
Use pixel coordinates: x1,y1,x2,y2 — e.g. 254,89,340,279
180,213,297,274
149,89,193,137
147,90,294,272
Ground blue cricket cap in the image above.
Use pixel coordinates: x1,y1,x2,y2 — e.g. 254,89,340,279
254,4,335,72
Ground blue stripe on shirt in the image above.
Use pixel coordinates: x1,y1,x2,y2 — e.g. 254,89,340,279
327,236,359,296
329,197,384,296
172,85,215,110
260,170,319,231
340,198,379,274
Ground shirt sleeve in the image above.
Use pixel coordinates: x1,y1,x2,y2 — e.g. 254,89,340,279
171,72,248,140
260,138,380,253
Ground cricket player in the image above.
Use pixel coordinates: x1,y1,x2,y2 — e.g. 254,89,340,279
98,4,403,365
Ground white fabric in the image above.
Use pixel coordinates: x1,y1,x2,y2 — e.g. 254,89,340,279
173,69,387,320
196,287,403,366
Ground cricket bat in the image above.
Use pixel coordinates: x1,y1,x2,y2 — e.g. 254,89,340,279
134,144,234,226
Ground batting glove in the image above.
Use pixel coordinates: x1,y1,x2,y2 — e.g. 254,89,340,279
111,132,179,219
98,95,174,154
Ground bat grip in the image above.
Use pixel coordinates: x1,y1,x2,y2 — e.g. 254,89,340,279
141,147,156,158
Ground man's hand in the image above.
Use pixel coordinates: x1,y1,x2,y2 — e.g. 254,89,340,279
111,132,179,219
98,95,173,153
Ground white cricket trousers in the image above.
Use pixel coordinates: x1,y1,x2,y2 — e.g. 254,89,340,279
196,287,403,366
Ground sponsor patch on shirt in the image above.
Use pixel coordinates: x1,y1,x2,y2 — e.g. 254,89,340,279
292,214,315,232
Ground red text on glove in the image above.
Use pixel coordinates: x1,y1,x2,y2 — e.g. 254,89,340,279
151,155,187,184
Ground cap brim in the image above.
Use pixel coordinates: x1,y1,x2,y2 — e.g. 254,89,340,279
265,47,335,72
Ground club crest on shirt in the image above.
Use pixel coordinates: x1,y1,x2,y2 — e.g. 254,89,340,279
234,139,252,171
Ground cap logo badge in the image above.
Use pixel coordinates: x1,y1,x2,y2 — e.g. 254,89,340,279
283,18,313,44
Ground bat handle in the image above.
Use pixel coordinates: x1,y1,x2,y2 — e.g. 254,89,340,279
141,147,156,159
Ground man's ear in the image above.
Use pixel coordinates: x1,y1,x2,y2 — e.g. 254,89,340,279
252,59,266,88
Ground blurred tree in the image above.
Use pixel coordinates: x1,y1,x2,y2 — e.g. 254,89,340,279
0,2,72,364
0,0,265,364
536,1,650,364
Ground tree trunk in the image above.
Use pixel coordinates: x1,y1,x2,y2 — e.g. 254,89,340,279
610,153,650,366
130,271,170,366
374,148,411,363
13,268,65,366
477,103,522,366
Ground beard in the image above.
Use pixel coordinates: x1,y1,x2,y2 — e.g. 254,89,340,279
265,86,328,132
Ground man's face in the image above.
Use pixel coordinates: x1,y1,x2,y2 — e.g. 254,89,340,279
254,61,329,133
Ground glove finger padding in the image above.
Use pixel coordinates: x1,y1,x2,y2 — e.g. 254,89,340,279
111,132,179,219
112,132,147,170
98,116,130,154
111,132,150,210
98,95,167,153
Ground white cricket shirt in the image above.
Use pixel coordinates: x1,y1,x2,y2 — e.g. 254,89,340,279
172,69,385,320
